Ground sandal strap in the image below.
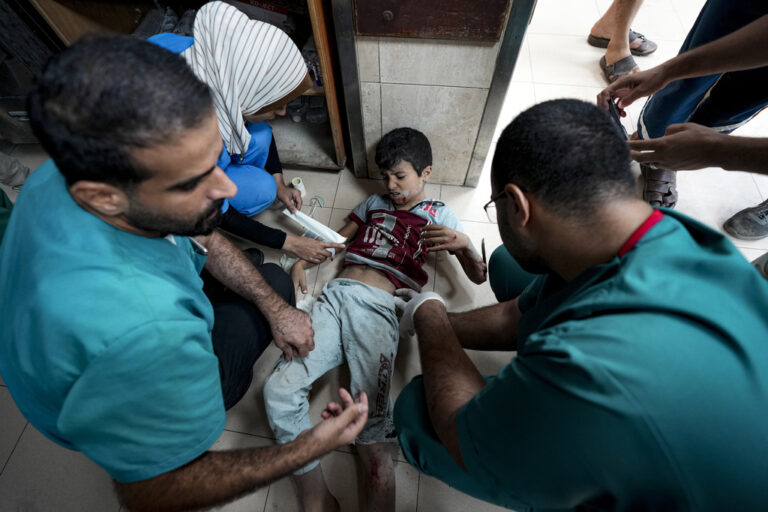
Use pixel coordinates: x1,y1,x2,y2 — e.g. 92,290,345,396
642,165,677,183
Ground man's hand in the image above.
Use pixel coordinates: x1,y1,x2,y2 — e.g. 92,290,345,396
275,178,303,213
420,224,470,253
628,123,724,170
597,64,672,115
394,288,445,338
298,388,369,451
283,235,345,265
271,305,314,361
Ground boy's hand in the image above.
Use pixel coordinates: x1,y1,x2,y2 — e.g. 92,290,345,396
299,389,368,451
291,261,309,295
420,225,470,253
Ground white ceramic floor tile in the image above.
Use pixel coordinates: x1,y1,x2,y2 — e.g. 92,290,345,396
224,343,283,438
671,0,707,31
528,0,600,37
208,431,272,511
676,168,768,250
735,246,766,264
494,82,537,143
334,169,386,209
751,173,768,201
511,39,533,83
264,451,418,511
281,168,341,208
594,0,684,41
417,474,514,512
0,426,121,512
440,180,494,225
0,388,26,473
528,34,607,88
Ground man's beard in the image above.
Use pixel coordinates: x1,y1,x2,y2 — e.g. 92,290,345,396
498,214,548,274
125,199,224,237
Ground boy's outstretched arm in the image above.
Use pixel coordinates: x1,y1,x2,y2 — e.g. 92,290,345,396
420,224,487,284
290,221,360,295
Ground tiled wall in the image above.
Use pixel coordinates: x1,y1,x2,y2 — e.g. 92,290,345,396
356,36,501,185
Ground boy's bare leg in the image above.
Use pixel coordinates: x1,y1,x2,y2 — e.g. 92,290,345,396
357,443,396,512
293,465,340,512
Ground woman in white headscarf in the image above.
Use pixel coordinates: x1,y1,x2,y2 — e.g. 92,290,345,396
149,1,340,263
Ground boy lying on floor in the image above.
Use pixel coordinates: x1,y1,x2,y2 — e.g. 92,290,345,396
263,127,486,512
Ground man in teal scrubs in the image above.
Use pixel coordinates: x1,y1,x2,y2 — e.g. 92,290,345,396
394,100,768,510
0,36,368,511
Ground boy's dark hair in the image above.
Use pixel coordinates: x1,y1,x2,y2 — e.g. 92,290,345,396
491,99,635,217
375,127,432,176
27,35,213,188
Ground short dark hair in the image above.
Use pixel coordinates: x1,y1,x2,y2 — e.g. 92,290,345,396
491,99,635,216
375,127,432,176
27,35,213,187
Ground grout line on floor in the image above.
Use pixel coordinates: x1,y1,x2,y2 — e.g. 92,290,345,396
223,428,276,441
750,174,766,201
0,421,28,477
262,482,272,512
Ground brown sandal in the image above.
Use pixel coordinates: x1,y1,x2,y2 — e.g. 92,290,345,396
641,164,677,208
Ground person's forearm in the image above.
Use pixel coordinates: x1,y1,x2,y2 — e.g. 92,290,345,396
659,14,768,82
218,208,287,248
117,435,324,512
415,301,486,469
716,135,768,175
198,230,287,319
454,246,487,284
448,300,520,351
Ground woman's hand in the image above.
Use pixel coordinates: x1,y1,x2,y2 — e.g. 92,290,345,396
274,174,302,212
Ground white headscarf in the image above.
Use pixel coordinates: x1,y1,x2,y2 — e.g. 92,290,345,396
183,1,308,155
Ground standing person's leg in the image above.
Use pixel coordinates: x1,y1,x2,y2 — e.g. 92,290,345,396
338,280,399,512
637,0,768,207
203,248,295,409
589,0,655,82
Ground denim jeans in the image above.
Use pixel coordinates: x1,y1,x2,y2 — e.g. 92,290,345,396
263,278,399,474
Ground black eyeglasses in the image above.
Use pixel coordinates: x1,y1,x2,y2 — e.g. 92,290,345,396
483,190,507,223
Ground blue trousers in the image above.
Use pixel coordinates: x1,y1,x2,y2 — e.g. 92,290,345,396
639,0,768,139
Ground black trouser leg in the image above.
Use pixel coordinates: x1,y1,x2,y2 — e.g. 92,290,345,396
202,249,296,409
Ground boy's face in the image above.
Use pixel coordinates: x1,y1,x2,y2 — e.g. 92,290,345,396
382,160,432,209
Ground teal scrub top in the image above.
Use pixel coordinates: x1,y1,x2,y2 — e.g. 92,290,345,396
0,161,225,483
456,210,768,510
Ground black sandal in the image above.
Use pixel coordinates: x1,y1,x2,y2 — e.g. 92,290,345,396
600,55,638,83
641,164,677,208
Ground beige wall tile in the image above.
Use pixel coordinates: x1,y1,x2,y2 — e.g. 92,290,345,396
379,37,499,89
360,82,383,177
381,84,488,185
356,36,380,83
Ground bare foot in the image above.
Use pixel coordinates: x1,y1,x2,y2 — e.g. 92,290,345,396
293,466,341,512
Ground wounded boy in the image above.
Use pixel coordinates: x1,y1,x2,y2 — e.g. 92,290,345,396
263,127,486,512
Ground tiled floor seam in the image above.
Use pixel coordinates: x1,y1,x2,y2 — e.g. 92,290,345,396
0,421,28,477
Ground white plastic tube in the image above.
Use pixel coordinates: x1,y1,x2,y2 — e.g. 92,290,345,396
282,209,346,247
